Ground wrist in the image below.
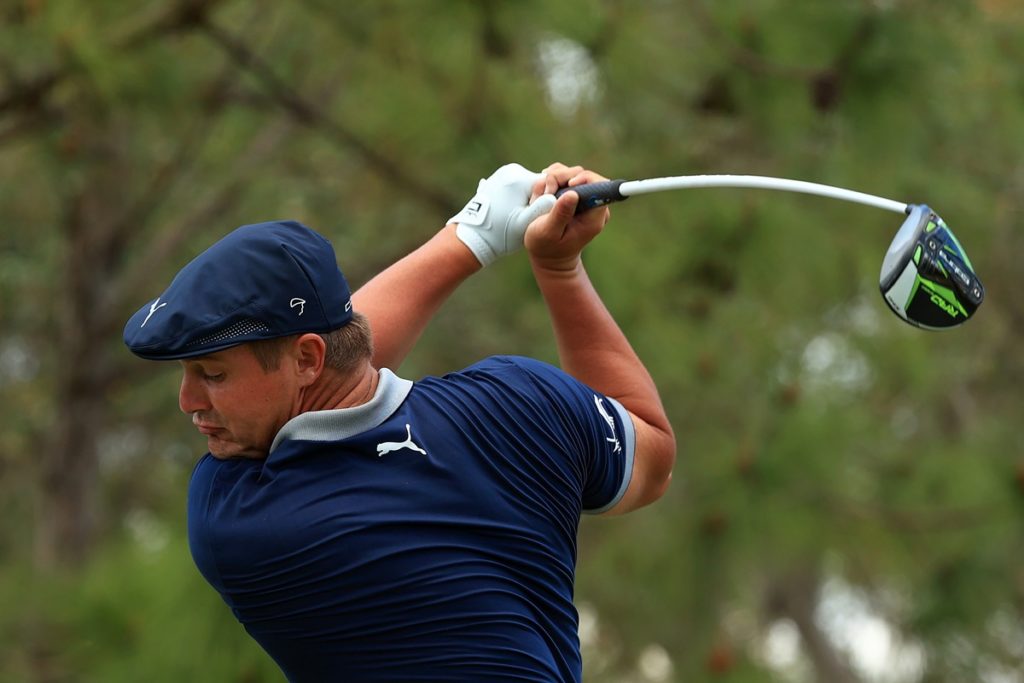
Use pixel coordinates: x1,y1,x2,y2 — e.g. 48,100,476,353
529,253,584,279
442,223,486,274
449,164,554,267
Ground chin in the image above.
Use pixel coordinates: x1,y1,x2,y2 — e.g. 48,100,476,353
209,439,269,460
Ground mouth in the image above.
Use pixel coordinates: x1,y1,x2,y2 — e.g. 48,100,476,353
193,419,224,437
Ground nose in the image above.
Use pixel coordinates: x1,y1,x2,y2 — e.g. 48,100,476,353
179,371,211,414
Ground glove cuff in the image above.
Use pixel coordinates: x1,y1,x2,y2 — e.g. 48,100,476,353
455,223,497,267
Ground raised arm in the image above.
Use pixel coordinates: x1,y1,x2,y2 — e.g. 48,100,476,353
352,225,479,370
352,164,556,370
525,166,676,514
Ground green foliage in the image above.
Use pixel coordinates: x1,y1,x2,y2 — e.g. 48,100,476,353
2,0,1023,680
0,531,281,683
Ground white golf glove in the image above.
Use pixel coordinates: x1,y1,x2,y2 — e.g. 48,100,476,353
450,163,557,267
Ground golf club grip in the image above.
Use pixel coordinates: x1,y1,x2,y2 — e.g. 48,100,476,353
554,179,628,214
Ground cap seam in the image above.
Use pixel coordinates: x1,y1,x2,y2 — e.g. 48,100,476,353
281,242,328,322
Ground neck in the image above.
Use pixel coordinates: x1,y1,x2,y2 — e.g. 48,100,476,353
298,363,379,413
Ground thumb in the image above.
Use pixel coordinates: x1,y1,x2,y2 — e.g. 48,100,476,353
545,189,579,225
502,194,557,255
523,190,579,243
512,193,557,230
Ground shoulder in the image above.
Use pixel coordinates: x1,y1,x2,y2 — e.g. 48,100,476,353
440,355,578,396
189,453,217,487
411,356,582,413
433,355,595,409
187,453,261,504
458,355,565,382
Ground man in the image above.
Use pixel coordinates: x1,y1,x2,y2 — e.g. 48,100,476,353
124,163,675,682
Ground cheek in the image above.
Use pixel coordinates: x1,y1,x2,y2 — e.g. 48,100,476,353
221,374,297,431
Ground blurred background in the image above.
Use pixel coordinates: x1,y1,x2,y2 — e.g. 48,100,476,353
2,0,1022,681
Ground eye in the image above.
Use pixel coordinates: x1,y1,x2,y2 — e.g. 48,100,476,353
202,371,225,383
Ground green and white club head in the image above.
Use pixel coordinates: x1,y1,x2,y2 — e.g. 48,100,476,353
879,204,984,330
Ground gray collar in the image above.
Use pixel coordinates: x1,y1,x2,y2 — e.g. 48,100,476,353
269,368,413,454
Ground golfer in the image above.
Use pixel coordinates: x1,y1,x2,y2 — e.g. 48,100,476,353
124,163,675,682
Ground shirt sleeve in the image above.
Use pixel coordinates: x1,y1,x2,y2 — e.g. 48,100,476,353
580,393,635,514
471,356,636,514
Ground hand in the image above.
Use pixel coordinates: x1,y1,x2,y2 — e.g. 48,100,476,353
449,163,558,267
524,164,612,273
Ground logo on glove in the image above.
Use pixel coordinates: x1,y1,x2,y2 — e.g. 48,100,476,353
453,196,489,227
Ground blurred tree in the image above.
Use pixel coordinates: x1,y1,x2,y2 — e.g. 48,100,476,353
1,0,1022,681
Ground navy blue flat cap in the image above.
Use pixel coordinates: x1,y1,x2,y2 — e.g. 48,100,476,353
124,220,353,360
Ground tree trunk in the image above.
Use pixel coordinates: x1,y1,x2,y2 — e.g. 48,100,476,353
765,568,864,683
35,381,104,569
33,183,119,569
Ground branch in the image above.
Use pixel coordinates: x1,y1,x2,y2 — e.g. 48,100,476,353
0,107,61,147
0,0,226,118
105,116,297,319
90,65,239,262
197,20,459,214
0,67,66,117
117,0,222,49
296,0,452,88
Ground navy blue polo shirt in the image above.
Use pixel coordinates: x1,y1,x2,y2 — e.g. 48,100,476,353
187,356,635,682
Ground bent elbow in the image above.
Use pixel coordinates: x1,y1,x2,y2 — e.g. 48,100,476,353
648,428,677,502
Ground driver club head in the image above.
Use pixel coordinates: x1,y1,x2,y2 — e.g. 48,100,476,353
879,204,984,330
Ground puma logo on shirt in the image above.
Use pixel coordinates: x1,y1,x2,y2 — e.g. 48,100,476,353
594,396,622,454
376,424,427,457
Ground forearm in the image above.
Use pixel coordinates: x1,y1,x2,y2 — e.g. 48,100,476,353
352,224,481,370
530,259,672,437
522,169,675,512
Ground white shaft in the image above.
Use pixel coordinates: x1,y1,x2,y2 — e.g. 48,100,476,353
620,175,907,214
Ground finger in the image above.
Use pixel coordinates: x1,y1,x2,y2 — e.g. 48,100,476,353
530,175,548,202
543,164,584,189
542,162,571,174
568,169,610,187
544,173,560,196
573,203,611,231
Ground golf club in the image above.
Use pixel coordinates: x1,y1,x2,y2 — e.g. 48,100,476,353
555,175,984,330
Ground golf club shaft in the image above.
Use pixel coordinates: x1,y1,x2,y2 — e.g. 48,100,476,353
562,175,909,214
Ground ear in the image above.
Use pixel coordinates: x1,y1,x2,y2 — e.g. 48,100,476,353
292,333,327,387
